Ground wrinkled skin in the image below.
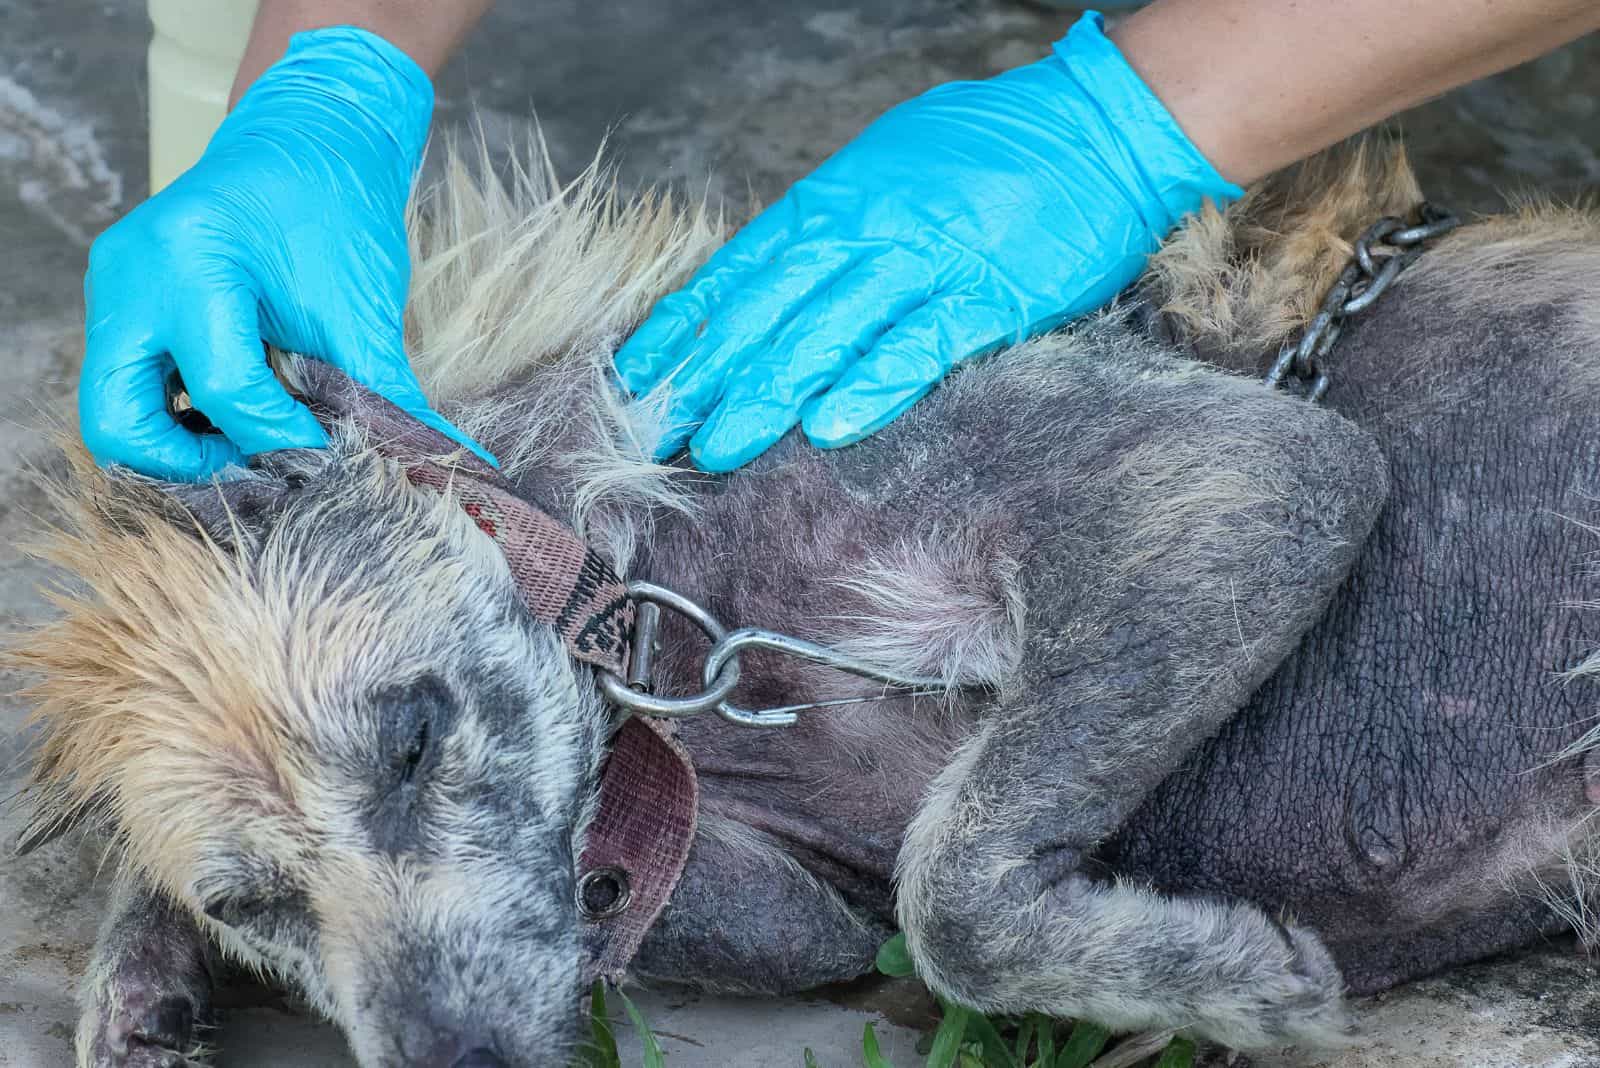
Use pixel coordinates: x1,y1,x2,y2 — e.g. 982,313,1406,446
1109,289,1600,996
40,211,1600,1066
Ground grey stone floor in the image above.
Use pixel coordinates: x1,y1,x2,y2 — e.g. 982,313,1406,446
1,1,1599,1065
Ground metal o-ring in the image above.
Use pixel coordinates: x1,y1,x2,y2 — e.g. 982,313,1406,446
598,581,741,718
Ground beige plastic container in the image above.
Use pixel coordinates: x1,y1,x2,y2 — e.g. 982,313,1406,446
146,0,259,192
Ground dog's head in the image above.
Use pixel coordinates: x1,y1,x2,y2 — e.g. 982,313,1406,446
17,424,605,1067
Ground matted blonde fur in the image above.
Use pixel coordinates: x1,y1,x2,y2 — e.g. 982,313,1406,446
406,134,724,404
14,441,516,890
1144,138,1424,363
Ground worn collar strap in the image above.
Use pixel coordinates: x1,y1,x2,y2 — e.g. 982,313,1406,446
293,363,635,672
295,363,698,982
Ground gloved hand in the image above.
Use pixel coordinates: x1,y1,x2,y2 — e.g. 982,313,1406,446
80,27,493,481
614,11,1242,472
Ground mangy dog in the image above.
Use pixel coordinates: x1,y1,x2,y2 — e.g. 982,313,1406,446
13,140,1600,1067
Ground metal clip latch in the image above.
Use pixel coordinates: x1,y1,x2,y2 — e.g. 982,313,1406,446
597,581,950,728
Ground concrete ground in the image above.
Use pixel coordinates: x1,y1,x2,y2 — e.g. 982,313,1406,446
1,1,1598,1065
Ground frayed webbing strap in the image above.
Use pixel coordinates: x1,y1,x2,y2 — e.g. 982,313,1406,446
578,715,699,981
401,461,634,673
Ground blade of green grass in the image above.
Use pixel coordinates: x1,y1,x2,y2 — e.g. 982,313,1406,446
1052,1021,1110,1068
616,988,666,1068
964,1014,1019,1068
576,980,621,1068
804,1049,823,1068
1033,1016,1055,1066
926,1003,971,1068
1151,1038,1197,1068
1012,1019,1036,1064
876,933,916,978
862,1023,893,1068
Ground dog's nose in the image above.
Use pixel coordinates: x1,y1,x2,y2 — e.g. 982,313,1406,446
452,1051,505,1068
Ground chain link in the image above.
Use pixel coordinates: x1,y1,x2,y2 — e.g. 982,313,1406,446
1265,202,1460,402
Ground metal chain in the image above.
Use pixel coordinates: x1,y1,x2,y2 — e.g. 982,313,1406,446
1265,202,1460,401
598,582,948,728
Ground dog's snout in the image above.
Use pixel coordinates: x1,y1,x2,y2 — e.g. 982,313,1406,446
451,1050,505,1068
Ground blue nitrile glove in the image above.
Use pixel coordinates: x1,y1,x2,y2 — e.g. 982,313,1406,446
614,11,1241,472
80,27,494,481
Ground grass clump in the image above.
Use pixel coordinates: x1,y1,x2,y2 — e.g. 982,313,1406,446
573,980,664,1068
803,934,1197,1068
575,935,1199,1068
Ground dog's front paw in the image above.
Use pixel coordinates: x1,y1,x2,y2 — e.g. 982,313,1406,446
78,987,209,1068
1188,908,1355,1051
77,885,216,1068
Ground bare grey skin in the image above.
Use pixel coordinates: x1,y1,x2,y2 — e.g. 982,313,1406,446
18,145,1600,1067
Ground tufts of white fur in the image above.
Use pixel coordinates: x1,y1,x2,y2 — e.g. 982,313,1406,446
405,131,723,405
401,132,726,570
1544,822,1600,949
1547,506,1600,766
825,530,1027,694
1495,809,1600,949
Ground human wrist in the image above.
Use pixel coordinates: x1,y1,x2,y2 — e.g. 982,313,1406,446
1049,11,1242,229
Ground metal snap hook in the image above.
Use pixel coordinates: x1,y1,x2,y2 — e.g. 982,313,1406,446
598,582,958,728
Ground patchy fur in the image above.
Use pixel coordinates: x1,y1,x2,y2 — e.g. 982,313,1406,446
1405,197,1600,382
405,138,724,573
1143,138,1424,369
14,131,1600,1068
823,527,1027,694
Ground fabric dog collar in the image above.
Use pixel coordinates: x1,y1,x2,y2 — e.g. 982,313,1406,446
294,362,698,984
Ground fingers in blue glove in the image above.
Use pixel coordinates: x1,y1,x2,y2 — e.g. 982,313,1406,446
685,250,936,471
612,201,799,396
639,245,869,456
801,297,1016,451
76,27,484,481
618,12,1243,472
171,285,330,457
79,282,326,480
78,330,247,481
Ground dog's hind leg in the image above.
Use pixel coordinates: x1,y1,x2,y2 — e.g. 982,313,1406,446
896,378,1389,1049
77,873,216,1068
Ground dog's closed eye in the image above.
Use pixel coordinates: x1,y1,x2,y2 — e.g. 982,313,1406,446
364,674,456,854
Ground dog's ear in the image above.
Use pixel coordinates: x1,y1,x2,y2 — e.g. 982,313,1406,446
158,449,329,551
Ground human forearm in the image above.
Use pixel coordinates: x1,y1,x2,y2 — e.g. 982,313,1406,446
1112,0,1600,185
231,0,493,105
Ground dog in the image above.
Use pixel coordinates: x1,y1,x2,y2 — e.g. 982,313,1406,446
14,138,1600,1067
